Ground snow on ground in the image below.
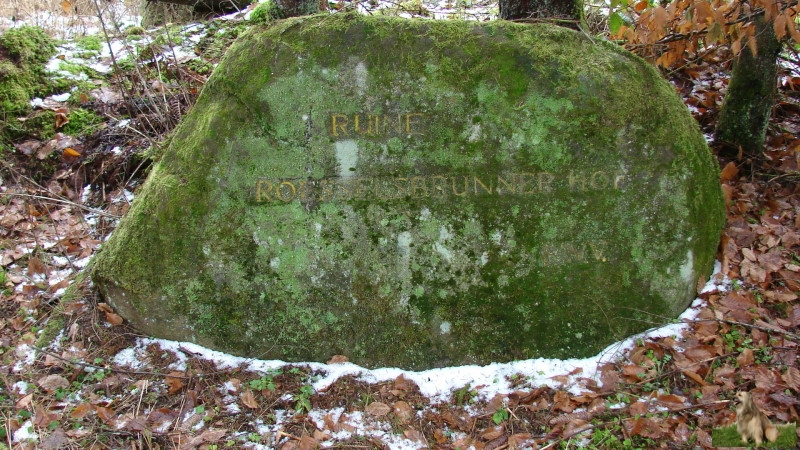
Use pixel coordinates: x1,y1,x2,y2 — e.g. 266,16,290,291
113,264,725,404
101,263,728,447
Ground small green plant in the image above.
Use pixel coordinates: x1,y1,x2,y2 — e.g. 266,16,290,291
247,432,261,442
248,370,279,391
294,385,313,414
453,383,477,406
492,408,509,425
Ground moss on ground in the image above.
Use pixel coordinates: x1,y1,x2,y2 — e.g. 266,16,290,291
92,14,724,369
0,26,57,118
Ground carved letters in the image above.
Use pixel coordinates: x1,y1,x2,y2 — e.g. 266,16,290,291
255,171,625,204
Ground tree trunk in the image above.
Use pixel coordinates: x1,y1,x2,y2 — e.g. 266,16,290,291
715,14,781,156
270,0,320,19
145,0,251,14
499,0,584,30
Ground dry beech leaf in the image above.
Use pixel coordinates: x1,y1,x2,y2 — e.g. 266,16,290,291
682,370,708,386
60,0,72,13
297,436,318,450
327,354,349,364
55,112,69,129
41,428,69,450
481,424,505,440
95,405,115,423
782,367,800,391
241,390,258,409
165,372,185,395
104,311,124,326
70,402,94,419
27,257,47,276
720,161,739,181
365,401,391,417
393,401,414,424
37,374,69,393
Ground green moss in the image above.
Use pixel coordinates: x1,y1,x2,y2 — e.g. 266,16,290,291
0,26,57,117
250,1,280,23
76,34,103,52
62,108,103,136
124,26,146,36
36,270,91,349
92,14,724,369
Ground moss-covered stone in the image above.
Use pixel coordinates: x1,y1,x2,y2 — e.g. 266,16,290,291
0,26,57,117
91,13,724,370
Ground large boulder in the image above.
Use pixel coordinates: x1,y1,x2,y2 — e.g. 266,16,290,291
92,13,724,370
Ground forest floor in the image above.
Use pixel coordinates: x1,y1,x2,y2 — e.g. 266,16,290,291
1,3,799,449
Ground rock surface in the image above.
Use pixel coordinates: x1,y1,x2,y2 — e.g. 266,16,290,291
92,13,724,369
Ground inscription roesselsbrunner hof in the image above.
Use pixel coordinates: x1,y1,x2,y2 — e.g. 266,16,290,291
90,14,724,370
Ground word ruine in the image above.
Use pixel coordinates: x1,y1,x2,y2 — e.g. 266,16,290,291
329,113,425,137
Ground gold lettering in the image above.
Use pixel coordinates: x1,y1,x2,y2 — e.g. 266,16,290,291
431,176,448,196
473,176,493,194
319,179,334,202
410,176,429,197
452,176,469,196
538,172,555,193
333,180,351,201
294,180,308,201
331,114,349,137
394,177,409,198
275,181,297,202
368,115,380,136
568,171,586,191
497,175,515,194
353,177,373,199
256,179,274,202
590,171,608,190
354,114,369,136
516,173,536,194
382,114,403,136
405,113,424,135
589,242,608,262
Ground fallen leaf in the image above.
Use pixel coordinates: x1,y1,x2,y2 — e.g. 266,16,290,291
562,418,591,438
95,405,115,423
55,112,69,129
682,370,708,386
241,390,258,409
41,428,69,450
737,348,754,366
481,424,504,440
393,374,417,393
63,147,81,158
165,372,185,395
393,401,414,424
782,366,800,392
70,403,94,419
720,161,739,181
180,429,227,450
27,257,47,276
37,374,69,393
327,355,348,364
403,427,426,443
365,401,391,417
